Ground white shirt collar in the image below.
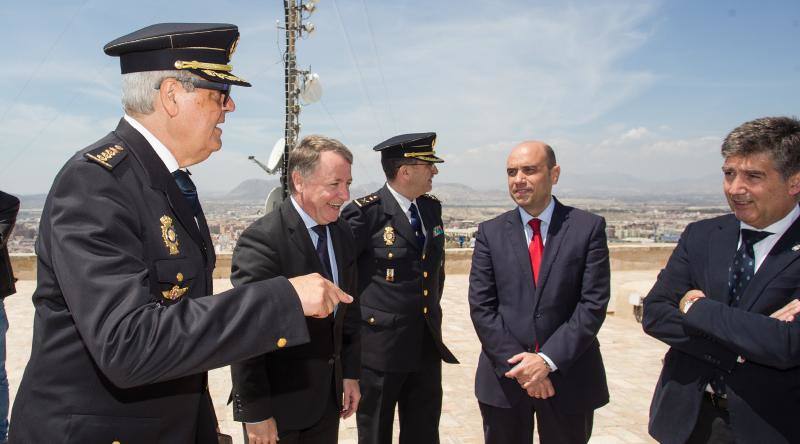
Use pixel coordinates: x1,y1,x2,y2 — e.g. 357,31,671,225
518,196,556,243
124,114,180,173
518,196,555,226
290,195,321,229
741,204,800,238
386,182,416,213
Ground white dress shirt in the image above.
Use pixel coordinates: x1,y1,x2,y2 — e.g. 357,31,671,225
742,204,800,272
124,114,179,173
386,183,427,234
290,196,339,287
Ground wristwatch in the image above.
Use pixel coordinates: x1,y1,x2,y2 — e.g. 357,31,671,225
681,299,696,314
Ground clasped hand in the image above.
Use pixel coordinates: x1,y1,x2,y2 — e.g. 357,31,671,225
504,352,555,399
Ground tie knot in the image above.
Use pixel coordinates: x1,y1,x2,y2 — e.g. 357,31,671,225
172,169,196,192
528,218,542,233
741,229,772,246
312,225,327,239
409,203,420,217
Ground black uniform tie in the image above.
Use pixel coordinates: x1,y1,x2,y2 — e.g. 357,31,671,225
409,203,426,249
172,170,201,216
312,225,333,281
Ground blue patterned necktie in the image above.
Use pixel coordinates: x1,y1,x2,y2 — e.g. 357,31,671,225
409,203,426,249
172,170,201,216
311,225,333,281
711,228,772,396
728,229,772,307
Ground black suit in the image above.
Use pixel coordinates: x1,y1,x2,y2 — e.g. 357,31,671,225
342,184,458,444
643,213,800,444
229,198,360,441
9,118,310,443
469,199,610,443
0,191,19,299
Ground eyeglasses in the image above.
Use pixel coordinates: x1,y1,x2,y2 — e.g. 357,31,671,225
156,77,232,106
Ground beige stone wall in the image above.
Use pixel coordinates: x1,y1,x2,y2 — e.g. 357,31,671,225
10,244,673,322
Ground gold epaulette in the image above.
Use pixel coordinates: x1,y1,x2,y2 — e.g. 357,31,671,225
354,193,380,208
84,144,127,171
421,193,441,203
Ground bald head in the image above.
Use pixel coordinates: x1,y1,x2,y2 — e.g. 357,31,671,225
510,141,556,169
506,141,560,216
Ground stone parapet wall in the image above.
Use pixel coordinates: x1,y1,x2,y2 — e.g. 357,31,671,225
10,244,673,322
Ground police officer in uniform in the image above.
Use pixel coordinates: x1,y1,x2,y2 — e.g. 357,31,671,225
342,133,459,444
9,23,350,444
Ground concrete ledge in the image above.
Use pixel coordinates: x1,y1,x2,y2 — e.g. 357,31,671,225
10,244,674,322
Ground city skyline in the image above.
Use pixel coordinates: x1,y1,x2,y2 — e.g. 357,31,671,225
1,0,798,195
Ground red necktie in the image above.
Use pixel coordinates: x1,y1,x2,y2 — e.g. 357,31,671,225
528,218,543,285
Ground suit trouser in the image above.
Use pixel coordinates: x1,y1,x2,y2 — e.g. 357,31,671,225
357,334,442,444
478,399,593,444
242,389,340,444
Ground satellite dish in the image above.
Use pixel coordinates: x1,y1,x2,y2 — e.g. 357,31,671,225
300,73,322,104
267,138,286,172
264,186,283,214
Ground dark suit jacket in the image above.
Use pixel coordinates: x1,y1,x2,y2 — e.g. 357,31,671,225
643,213,800,444
469,198,610,413
9,119,310,443
230,198,360,431
342,184,458,372
0,191,19,298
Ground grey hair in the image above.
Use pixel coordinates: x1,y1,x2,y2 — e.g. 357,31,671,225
121,70,197,115
721,116,800,180
288,135,353,194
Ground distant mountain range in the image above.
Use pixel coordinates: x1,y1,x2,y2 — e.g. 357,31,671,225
16,173,726,209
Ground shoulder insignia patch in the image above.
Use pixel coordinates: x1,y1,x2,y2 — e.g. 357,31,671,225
84,144,127,171
421,193,441,203
354,193,380,208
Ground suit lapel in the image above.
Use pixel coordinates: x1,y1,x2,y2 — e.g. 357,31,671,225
704,216,739,303
742,215,800,310
535,199,569,299
505,210,535,297
330,220,352,322
113,119,206,254
283,199,321,275
379,186,420,252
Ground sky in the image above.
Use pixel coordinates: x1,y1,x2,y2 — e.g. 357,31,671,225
1,0,798,196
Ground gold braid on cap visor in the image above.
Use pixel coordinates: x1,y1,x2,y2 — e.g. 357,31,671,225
403,151,436,158
174,60,233,71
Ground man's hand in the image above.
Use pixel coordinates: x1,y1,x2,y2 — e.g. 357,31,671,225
289,273,353,318
341,378,361,419
525,376,556,399
679,289,705,314
244,417,279,444
771,299,800,322
505,352,550,386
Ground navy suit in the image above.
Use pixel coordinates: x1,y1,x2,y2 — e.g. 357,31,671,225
469,198,610,443
643,213,800,444
229,198,360,440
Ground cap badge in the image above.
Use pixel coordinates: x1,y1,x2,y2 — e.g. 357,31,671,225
383,226,395,246
160,215,180,255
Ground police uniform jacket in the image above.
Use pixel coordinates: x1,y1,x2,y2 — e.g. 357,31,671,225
0,191,19,298
229,197,360,430
342,184,457,372
9,118,310,443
